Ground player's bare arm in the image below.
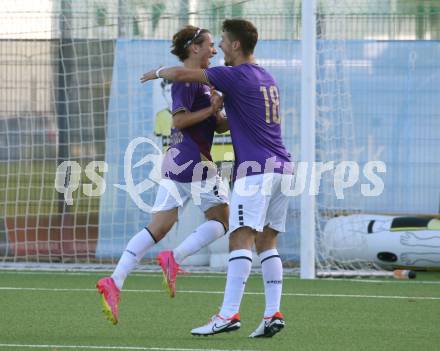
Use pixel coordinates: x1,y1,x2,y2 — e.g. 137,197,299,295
173,105,217,130
172,86,223,129
140,66,208,84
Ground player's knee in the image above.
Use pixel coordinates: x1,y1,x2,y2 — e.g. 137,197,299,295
205,204,229,232
255,232,277,254
229,227,255,251
147,209,177,241
147,223,170,242
255,237,267,253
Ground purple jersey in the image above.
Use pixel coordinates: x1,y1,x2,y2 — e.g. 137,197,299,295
161,81,217,183
203,63,292,179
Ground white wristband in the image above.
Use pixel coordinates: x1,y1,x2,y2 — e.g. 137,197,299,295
155,66,165,79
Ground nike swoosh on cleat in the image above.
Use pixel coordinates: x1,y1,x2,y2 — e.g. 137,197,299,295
212,323,229,333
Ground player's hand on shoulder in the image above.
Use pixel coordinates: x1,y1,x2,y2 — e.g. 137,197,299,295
140,68,158,83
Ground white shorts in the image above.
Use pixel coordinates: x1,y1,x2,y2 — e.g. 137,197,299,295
152,175,229,213
229,173,291,233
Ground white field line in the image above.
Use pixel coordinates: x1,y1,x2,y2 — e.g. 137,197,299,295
0,286,439,300
348,278,440,285
0,270,224,278
0,344,262,351
1,270,440,285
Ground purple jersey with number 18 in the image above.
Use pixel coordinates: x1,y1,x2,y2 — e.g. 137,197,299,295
202,63,292,179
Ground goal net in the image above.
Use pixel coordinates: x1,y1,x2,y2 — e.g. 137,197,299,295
313,0,440,276
0,0,439,275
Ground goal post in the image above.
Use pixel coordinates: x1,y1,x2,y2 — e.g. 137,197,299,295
300,0,317,279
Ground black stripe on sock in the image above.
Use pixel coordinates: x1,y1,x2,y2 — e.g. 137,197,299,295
367,220,375,234
145,227,158,243
210,219,228,235
126,249,137,257
261,254,280,264
229,255,252,263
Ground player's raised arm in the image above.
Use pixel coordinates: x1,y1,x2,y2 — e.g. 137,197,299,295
140,66,209,84
172,108,212,130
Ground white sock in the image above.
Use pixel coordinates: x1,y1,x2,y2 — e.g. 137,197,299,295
111,228,156,290
173,220,226,264
219,249,252,318
259,249,283,317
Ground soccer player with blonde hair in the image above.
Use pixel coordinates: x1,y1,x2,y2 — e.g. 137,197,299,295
97,25,229,325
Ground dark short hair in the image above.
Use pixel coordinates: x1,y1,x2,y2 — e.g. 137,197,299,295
222,19,258,56
171,25,210,62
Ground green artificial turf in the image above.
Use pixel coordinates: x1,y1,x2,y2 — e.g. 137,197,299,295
0,271,439,351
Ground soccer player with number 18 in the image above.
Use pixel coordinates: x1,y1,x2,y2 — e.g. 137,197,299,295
141,18,293,338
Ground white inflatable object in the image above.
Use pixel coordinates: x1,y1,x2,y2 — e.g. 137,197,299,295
322,214,440,270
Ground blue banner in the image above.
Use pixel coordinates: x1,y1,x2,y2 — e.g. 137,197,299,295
97,39,440,260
